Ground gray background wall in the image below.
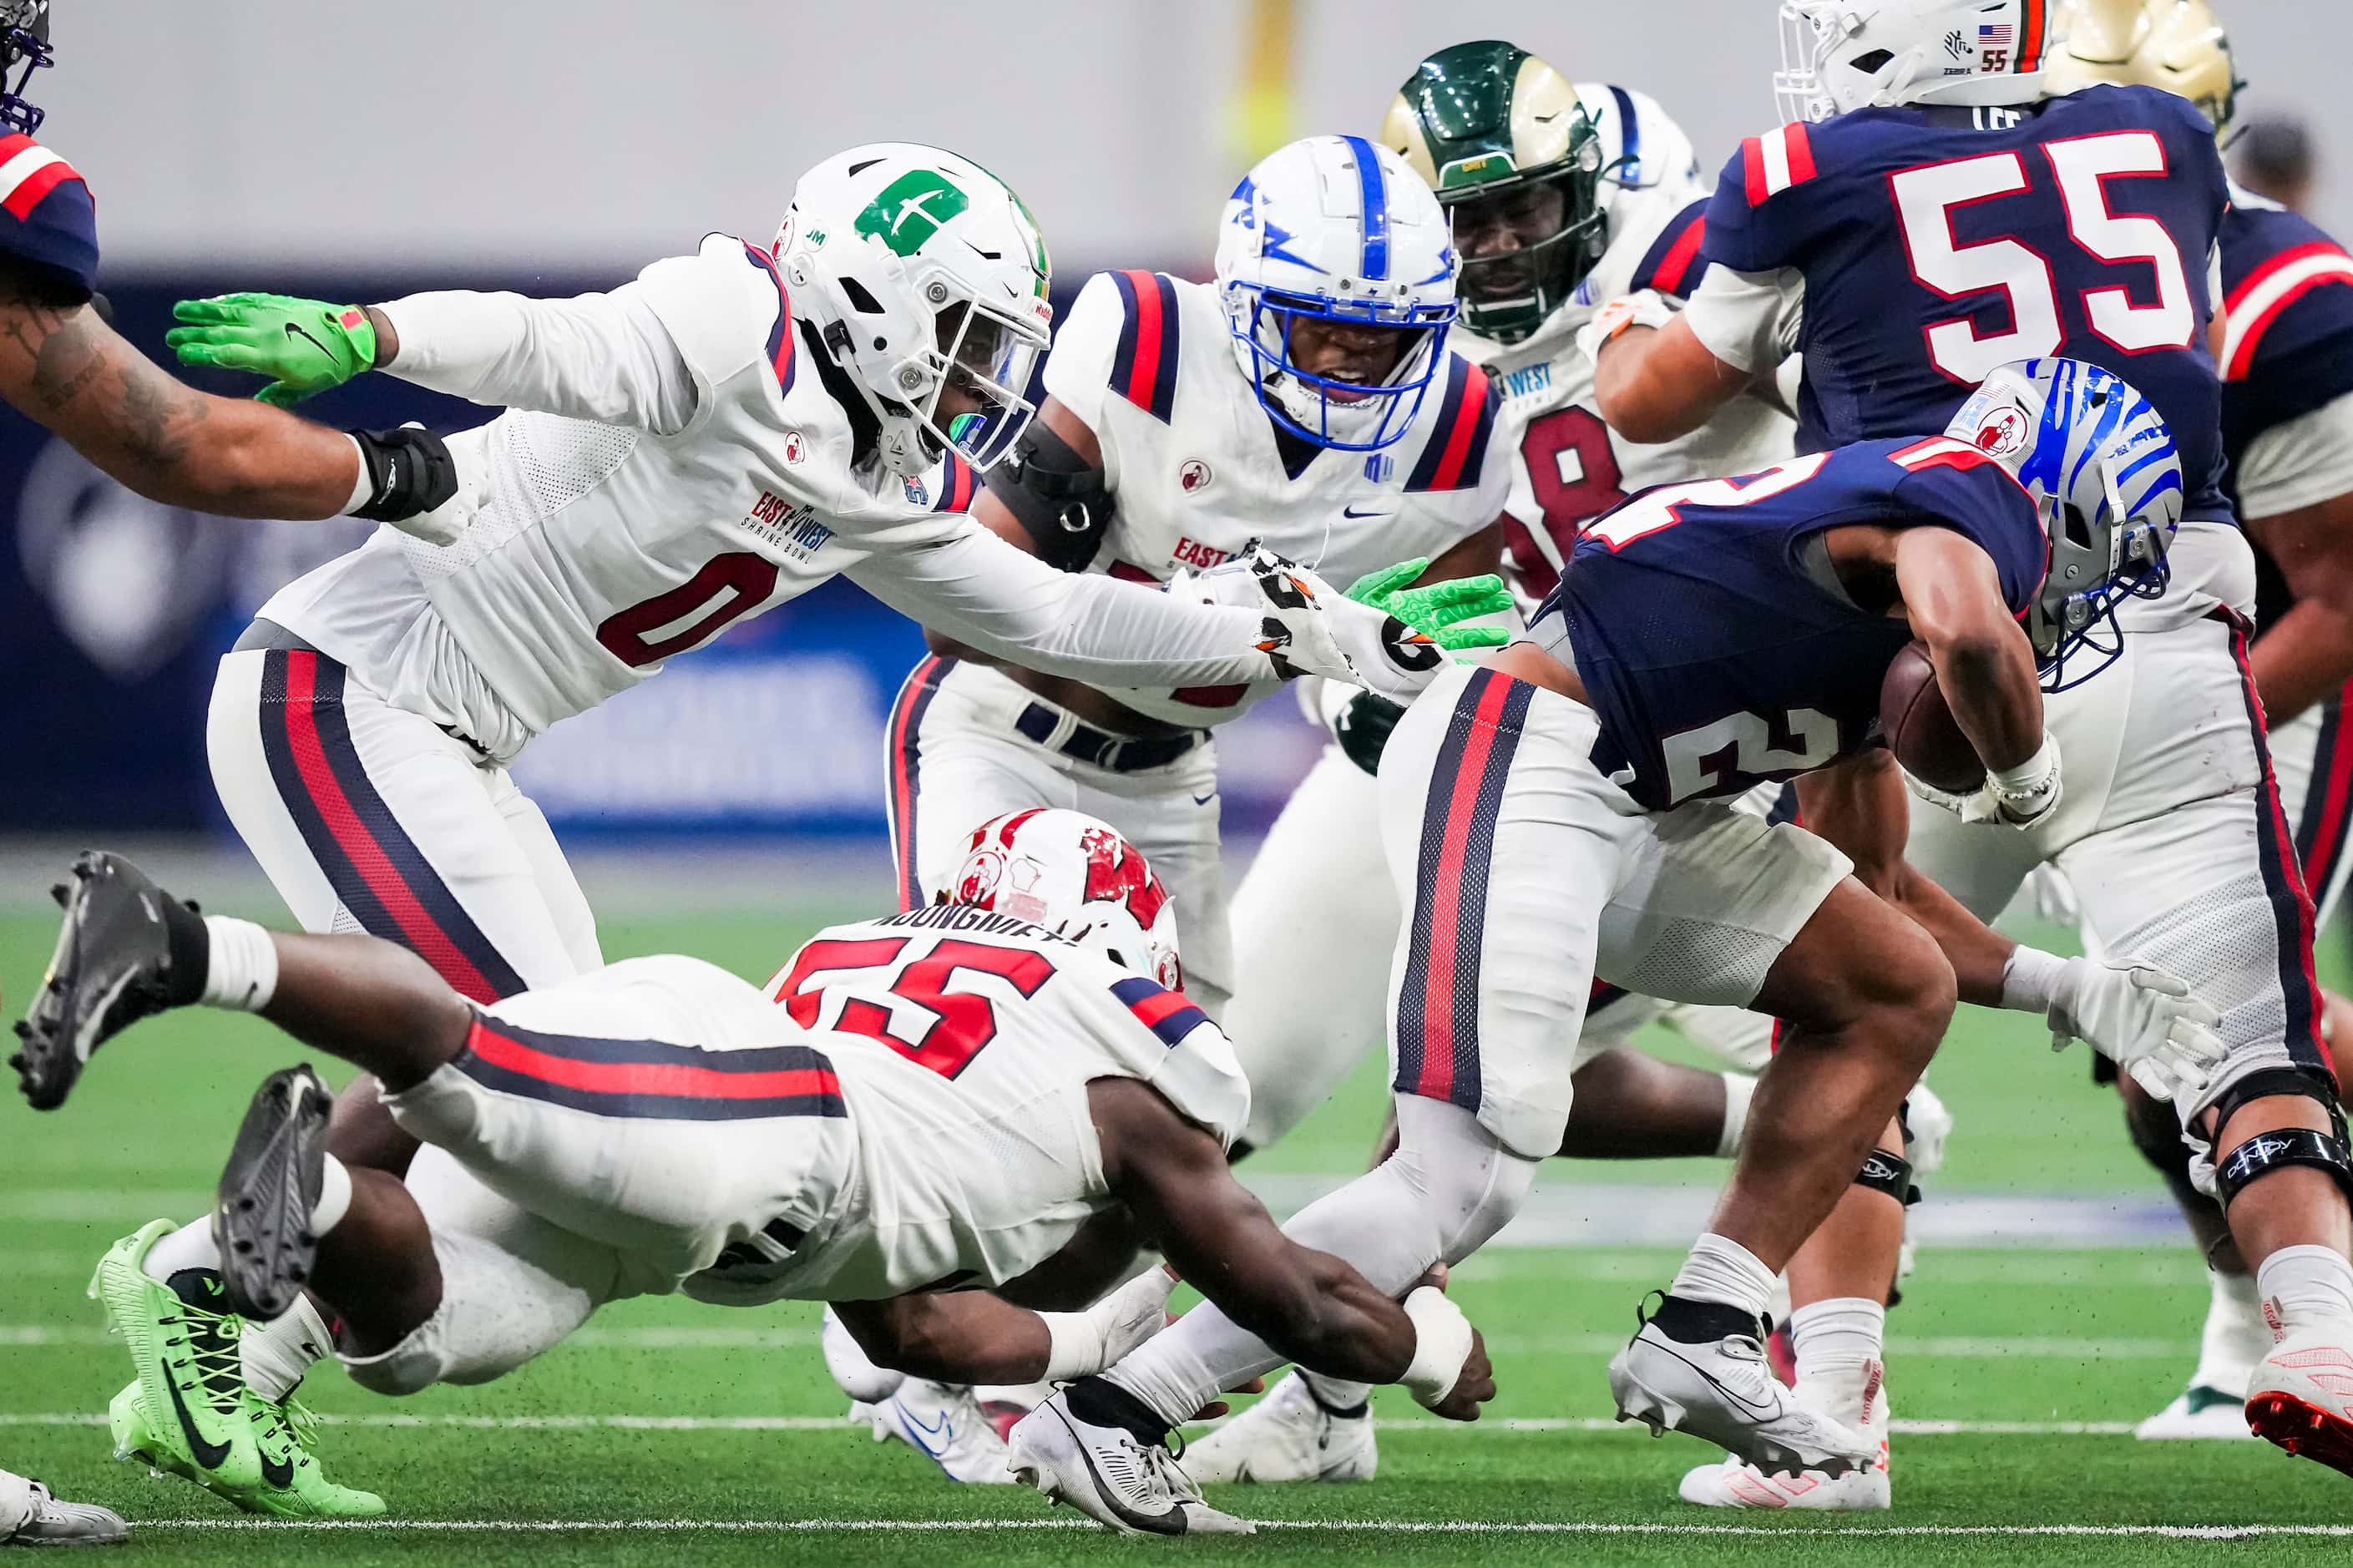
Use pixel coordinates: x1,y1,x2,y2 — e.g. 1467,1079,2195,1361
53,0,2353,276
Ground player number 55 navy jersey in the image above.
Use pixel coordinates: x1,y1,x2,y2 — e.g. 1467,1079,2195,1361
1540,438,2047,810
0,131,94,297
1704,85,2229,521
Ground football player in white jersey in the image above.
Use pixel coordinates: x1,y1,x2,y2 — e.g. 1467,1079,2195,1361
887,133,1515,1023
17,822,1495,1537
1188,46,1824,1485
98,143,1472,1511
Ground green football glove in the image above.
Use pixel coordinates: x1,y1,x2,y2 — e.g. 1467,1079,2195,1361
1344,557,1513,651
165,293,378,407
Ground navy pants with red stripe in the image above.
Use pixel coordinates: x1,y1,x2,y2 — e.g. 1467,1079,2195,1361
207,649,601,1004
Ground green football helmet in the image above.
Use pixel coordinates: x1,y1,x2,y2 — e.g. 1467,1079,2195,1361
1383,40,1607,344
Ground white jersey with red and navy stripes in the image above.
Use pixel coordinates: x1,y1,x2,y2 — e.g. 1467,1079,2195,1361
259,233,978,762
0,130,94,297
707,904,1248,1302
1035,268,1510,727
1454,88,1796,612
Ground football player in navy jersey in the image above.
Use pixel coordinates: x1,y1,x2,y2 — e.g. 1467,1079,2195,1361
1587,0,2353,1492
0,2,459,530
1017,361,2224,1498
2042,0,2353,1448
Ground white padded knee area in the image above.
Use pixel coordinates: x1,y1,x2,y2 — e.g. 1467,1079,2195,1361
1282,1097,1541,1292
340,1227,595,1396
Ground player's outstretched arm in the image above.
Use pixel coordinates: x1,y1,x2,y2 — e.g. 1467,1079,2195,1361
0,275,362,518
1797,752,2224,1100
1590,271,1786,443
1089,1078,1495,1418
2246,491,2353,725
828,1266,1176,1388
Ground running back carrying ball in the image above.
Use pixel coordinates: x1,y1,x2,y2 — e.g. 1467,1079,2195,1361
1880,639,1984,794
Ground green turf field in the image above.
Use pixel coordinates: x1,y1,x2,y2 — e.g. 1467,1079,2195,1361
4,899,2350,1565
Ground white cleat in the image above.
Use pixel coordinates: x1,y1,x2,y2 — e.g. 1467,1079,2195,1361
2136,1383,2259,1440
1181,1371,1377,1485
1678,1362,1891,1510
873,1379,1015,1483
2244,1326,2353,1475
1610,1318,1876,1477
1006,1393,1253,1536
0,1469,129,1546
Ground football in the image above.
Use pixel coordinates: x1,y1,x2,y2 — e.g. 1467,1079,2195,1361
1880,640,1986,794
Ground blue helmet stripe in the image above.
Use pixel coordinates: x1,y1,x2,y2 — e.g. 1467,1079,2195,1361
2114,438,2177,496
1342,134,1390,281
1608,85,1643,185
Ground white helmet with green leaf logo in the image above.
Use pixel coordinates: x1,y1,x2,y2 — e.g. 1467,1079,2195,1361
776,144,1053,476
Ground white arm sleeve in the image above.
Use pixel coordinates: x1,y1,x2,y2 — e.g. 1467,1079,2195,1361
848,519,1278,687
1681,265,1804,375
375,284,699,435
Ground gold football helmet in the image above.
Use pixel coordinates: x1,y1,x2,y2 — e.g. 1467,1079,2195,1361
2047,0,2241,139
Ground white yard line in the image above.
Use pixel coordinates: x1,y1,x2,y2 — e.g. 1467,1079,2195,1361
0,1412,2142,1436
0,1323,2194,1358
115,1519,2353,1537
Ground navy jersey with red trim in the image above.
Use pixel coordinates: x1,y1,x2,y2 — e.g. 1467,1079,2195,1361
2218,199,2353,634
1545,437,2046,809
1626,198,1717,301
1704,85,2230,520
0,132,95,298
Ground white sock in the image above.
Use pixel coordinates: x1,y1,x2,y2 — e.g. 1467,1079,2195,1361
1671,1233,1776,1317
199,917,278,1012
140,1219,222,1283
240,1292,336,1402
1297,1368,1373,1414
2193,1268,2268,1390
1790,1297,1885,1383
1715,1073,1756,1160
2256,1244,2353,1334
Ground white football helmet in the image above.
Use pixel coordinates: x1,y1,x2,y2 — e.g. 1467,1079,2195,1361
1214,135,1460,452
1776,0,2053,123
2046,0,2240,141
946,809,1184,992
776,144,1053,476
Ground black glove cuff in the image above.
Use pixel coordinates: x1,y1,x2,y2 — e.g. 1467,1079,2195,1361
348,425,458,523
1336,691,1406,776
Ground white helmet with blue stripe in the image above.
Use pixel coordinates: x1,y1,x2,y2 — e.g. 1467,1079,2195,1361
1947,357,2183,690
1213,134,1460,452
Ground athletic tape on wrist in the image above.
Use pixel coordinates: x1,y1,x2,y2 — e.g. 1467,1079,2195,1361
1399,1287,1473,1407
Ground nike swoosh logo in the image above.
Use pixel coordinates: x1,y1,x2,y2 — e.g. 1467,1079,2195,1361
164,1368,234,1471
282,321,337,363
260,1449,294,1489
1192,791,1216,806
1341,505,1391,519
897,1405,953,1458
1651,1338,1779,1418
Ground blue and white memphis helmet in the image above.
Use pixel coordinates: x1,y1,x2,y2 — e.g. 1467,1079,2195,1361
1213,135,1460,452
1947,357,2183,690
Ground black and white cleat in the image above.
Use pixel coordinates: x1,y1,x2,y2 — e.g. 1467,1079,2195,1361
12,851,189,1111
213,1065,334,1321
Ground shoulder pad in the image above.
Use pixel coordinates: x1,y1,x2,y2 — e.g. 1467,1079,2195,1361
1629,197,1713,300
635,234,794,398
0,134,94,296
2222,233,2353,382
1109,974,1212,1048
1106,269,1182,422
1404,352,1500,493
1738,122,1820,207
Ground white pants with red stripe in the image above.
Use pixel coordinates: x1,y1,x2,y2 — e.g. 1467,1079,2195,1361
207,647,601,1004
2269,688,2353,933
1905,615,2336,1122
1377,662,1850,1161
1222,741,1776,1151
884,657,1234,1014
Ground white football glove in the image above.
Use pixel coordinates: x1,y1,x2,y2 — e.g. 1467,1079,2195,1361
2042,954,2226,1103
1039,1266,1178,1382
1901,733,2063,828
1217,546,1450,703
1572,287,1677,367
